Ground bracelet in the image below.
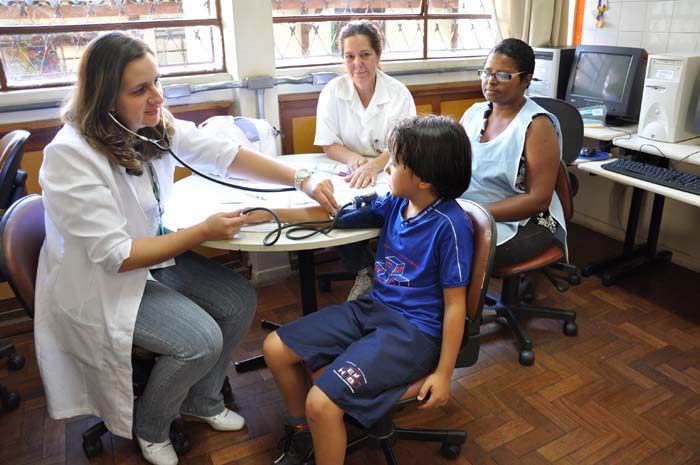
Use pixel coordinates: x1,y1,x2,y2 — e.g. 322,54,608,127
294,168,313,191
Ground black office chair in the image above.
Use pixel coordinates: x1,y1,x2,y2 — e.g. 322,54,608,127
485,160,579,366
0,129,30,413
303,200,496,465
0,195,233,457
530,97,583,292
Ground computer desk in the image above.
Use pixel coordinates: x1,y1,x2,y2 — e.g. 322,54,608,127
576,128,700,285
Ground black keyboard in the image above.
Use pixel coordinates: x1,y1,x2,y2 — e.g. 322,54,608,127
601,158,700,196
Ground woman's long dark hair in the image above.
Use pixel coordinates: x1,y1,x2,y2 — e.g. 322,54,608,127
62,32,174,175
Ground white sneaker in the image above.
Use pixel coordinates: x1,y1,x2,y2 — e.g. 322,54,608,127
347,267,373,301
137,437,178,465
183,408,245,431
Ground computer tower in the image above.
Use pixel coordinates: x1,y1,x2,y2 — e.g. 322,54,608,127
638,52,700,143
529,47,575,99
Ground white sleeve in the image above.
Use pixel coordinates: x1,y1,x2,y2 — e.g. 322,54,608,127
314,84,344,147
40,142,132,273
172,118,239,177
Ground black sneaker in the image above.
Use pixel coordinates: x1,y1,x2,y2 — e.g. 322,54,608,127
272,424,313,465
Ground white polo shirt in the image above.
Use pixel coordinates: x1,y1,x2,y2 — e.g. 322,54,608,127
314,71,416,157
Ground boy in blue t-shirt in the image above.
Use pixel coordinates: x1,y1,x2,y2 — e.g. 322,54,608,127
247,115,473,465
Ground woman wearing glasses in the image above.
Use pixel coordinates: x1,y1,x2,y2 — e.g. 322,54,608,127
314,20,416,299
460,38,565,268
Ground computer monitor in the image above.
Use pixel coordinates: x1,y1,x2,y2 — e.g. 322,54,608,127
565,45,647,123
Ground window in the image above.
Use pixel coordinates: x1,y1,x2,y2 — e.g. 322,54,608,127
0,0,224,90
272,0,498,68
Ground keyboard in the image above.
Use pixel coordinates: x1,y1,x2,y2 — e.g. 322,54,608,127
601,158,700,196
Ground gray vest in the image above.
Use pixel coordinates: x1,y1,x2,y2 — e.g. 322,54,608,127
460,97,566,246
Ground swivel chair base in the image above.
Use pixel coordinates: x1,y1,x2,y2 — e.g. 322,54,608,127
338,414,466,465
485,275,578,366
0,342,24,413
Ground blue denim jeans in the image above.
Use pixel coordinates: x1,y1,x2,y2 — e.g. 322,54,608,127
132,251,256,442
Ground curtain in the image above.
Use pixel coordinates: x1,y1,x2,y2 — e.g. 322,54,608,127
492,0,572,46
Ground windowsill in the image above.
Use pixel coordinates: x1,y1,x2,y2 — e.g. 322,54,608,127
0,55,486,124
274,56,485,95
0,72,236,125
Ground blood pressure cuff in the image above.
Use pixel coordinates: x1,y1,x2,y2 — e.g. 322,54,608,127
334,193,384,229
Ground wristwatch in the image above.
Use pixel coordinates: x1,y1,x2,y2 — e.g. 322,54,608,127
294,168,312,191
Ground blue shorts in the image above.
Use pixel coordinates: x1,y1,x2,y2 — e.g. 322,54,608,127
276,296,441,427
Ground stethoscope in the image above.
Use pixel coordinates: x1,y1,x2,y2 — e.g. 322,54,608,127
107,110,367,245
108,111,295,193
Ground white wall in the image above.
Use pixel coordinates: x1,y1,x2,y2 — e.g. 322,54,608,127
572,0,700,272
580,0,700,53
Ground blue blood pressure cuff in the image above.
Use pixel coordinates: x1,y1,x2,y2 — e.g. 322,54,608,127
334,193,384,229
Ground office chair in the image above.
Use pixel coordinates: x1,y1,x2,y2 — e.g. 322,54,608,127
485,160,579,366
0,129,31,413
0,195,233,458
304,200,496,465
529,97,583,293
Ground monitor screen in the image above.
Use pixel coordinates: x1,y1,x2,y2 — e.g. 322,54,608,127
565,45,646,122
570,52,632,103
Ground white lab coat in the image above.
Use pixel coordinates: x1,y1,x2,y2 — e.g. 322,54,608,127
314,71,416,156
35,118,238,438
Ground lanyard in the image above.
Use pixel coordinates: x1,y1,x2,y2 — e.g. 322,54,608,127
145,160,165,236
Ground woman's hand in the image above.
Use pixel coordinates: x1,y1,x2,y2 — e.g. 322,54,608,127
346,154,369,172
301,176,339,214
346,157,383,188
200,210,248,241
241,209,275,224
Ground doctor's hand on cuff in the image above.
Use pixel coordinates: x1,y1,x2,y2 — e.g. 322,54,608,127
301,175,338,214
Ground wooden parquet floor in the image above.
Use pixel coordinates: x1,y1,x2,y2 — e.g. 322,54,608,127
1,223,699,465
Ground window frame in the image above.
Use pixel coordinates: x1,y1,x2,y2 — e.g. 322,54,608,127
0,0,225,91
272,0,493,69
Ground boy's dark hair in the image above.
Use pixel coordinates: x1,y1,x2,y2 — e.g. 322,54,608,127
489,38,535,81
388,115,471,199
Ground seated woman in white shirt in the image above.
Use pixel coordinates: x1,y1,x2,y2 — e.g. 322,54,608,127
315,20,416,188
314,20,416,297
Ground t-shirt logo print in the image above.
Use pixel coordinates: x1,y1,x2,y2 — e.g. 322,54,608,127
333,361,367,394
375,256,410,287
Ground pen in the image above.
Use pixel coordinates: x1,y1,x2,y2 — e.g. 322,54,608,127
315,169,348,177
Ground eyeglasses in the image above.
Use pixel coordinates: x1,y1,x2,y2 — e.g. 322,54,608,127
477,69,528,82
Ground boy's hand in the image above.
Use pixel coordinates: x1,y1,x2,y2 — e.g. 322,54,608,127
417,372,451,410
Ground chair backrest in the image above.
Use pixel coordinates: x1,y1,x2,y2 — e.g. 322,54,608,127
531,97,584,165
0,130,31,210
555,160,574,221
456,199,497,367
0,194,44,318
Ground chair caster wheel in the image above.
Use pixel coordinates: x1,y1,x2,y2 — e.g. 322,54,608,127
170,424,191,455
8,353,25,371
82,437,103,457
318,280,331,292
441,443,461,459
568,274,581,286
563,320,578,336
519,349,535,366
1,390,20,412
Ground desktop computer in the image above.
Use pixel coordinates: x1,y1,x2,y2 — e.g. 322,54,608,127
638,52,700,143
529,47,575,99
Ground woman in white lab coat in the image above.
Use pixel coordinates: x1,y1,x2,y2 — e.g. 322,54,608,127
36,32,337,465
314,21,416,297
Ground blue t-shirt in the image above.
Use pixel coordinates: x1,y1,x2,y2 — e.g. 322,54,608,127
336,194,474,338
